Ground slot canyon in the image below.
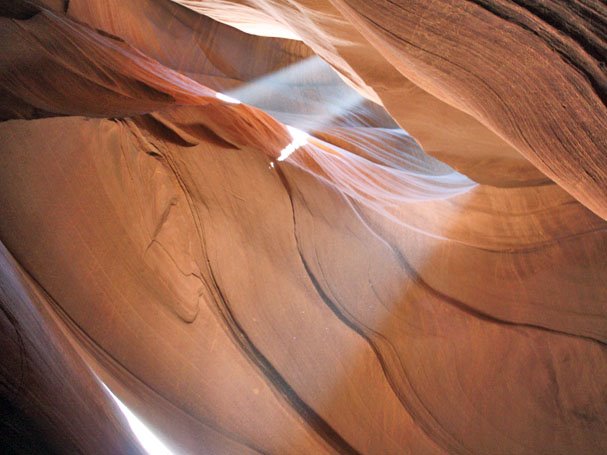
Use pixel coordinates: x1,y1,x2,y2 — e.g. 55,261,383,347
0,0,606,453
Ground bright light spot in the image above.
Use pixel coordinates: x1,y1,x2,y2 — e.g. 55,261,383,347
215,92,241,104
236,23,301,40
101,383,174,455
277,126,309,161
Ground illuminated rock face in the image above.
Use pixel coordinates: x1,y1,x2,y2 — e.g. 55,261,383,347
0,1,606,454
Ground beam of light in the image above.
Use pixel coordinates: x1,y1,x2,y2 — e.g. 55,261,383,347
215,92,241,104
214,53,478,235
277,126,310,161
221,56,367,132
101,383,174,455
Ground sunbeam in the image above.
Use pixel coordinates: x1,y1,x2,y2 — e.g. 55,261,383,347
101,383,174,455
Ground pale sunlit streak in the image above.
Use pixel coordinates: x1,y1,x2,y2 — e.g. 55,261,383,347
215,92,241,104
277,125,310,161
101,383,174,455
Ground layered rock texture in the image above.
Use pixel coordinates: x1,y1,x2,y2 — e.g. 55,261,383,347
0,1,606,454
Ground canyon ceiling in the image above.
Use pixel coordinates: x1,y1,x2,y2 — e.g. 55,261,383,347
0,0,606,454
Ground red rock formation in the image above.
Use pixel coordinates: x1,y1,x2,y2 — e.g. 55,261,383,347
0,1,606,454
